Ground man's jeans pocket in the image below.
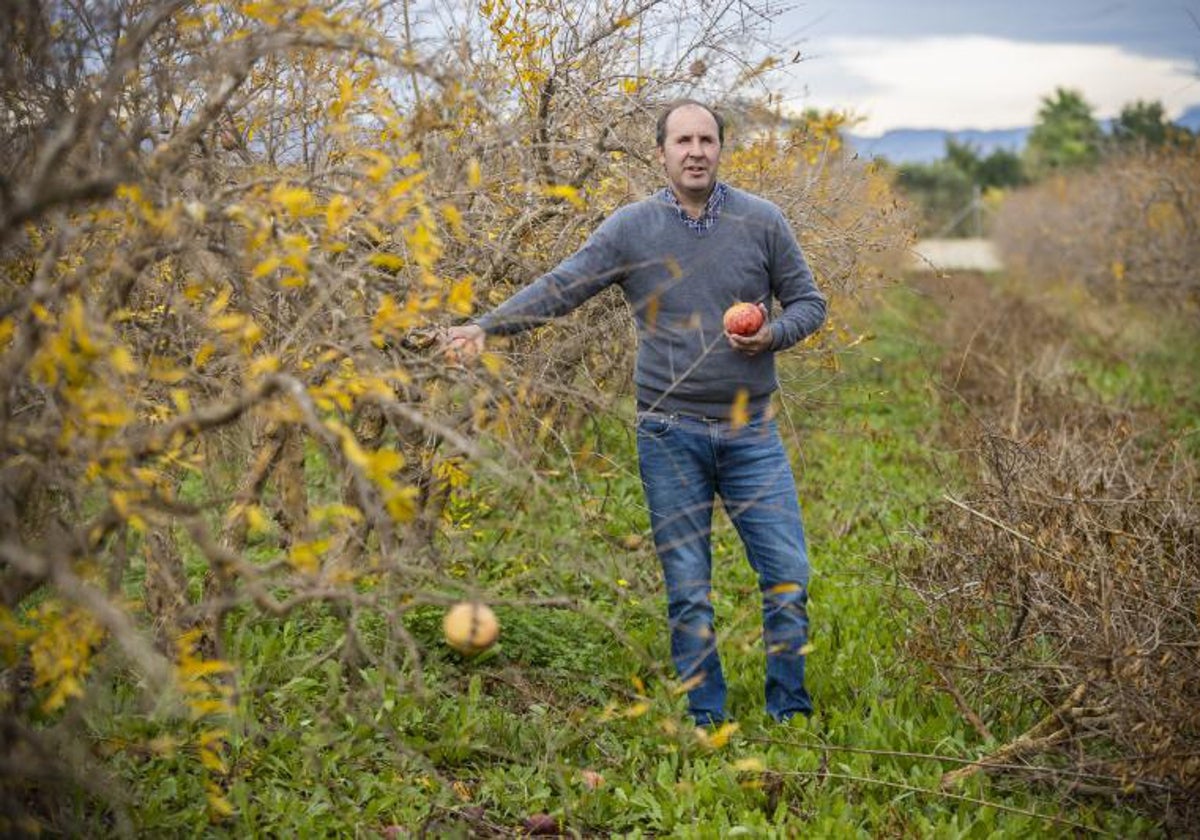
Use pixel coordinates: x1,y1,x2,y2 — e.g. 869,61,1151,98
635,410,677,439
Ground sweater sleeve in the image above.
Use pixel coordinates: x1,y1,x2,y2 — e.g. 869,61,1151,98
765,210,827,351
474,212,627,336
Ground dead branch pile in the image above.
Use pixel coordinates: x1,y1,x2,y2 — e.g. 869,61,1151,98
901,275,1200,827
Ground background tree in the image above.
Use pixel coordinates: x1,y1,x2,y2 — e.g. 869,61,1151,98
1112,99,1170,148
974,145,1026,190
1024,86,1102,175
1107,98,1195,151
893,158,974,237
891,139,1024,237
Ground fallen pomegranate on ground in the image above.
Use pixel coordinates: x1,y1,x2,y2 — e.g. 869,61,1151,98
443,601,500,655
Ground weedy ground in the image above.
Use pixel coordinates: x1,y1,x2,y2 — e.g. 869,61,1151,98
89,268,1193,838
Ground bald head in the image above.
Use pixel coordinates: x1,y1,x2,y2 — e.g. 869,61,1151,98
656,100,725,148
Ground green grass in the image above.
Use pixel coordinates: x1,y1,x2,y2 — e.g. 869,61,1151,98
1070,309,1200,458
81,283,1166,838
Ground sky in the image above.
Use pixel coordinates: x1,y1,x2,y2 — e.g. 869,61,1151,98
771,0,1200,135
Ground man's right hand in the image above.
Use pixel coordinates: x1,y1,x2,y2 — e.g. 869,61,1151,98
440,323,486,364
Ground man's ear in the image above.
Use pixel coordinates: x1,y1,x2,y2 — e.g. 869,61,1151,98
655,146,665,165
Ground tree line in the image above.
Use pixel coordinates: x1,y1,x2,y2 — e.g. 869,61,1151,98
889,88,1197,237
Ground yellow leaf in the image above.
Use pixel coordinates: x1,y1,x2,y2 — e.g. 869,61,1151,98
270,184,316,217
199,746,226,773
171,389,191,413
207,285,232,316
733,757,765,773
447,276,474,315
388,171,428,200
181,660,233,679
384,486,419,522
729,388,750,429
480,352,504,375
148,356,187,384
701,721,739,749
109,345,137,375
542,183,586,209
368,253,405,271
673,673,705,694
365,448,405,483
361,220,386,244
247,354,280,379
42,674,82,712
372,293,420,335
252,256,282,279
244,504,270,536
767,582,801,595
242,1,283,24
210,313,247,333
326,194,354,232
467,158,481,188
362,150,392,182
188,698,230,717
298,7,332,29
624,700,650,718
331,75,354,119
311,503,363,524
441,203,464,239
289,538,331,573
335,426,369,468
194,343,215,369
64,296,94,354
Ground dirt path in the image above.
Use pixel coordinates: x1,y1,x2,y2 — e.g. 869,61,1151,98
908,237,1002,273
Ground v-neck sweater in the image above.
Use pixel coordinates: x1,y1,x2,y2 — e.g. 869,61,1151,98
475,185,827,420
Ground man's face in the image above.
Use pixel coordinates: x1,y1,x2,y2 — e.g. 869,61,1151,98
657,105,721,201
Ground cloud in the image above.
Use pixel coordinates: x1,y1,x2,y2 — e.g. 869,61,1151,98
781,35,1200,135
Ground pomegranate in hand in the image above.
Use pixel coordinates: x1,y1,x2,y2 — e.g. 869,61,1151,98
723,302,765,336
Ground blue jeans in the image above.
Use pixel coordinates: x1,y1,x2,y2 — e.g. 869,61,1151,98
636,410,812,725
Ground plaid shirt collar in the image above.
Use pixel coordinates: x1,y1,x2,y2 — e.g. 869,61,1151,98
661,182,728,233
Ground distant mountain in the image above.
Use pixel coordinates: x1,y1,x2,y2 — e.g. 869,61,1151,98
1176,104,1200,131
845,127,1028,165
846,105,1200,165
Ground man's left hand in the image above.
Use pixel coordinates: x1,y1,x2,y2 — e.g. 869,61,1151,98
726,304,772,355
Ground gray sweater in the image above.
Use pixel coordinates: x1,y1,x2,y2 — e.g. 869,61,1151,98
476,185,827,419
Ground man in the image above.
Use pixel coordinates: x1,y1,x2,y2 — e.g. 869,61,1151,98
443,100,826,725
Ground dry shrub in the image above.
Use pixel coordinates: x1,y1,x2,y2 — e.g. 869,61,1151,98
991,141,1200,307
901,270,1200,825
0,0,913,831
925,429,1200,812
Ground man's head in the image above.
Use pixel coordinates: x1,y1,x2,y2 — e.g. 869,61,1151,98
655,99,725,148
656,100,724,204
